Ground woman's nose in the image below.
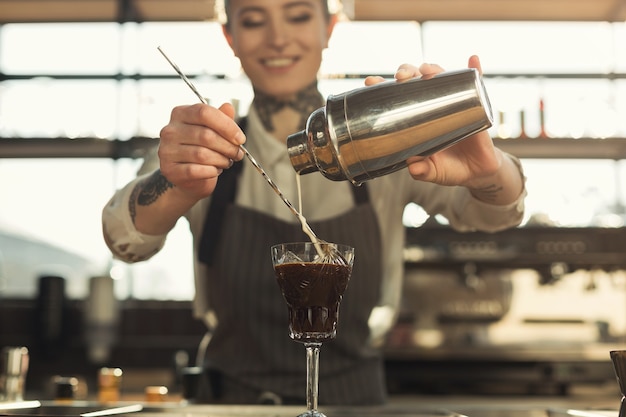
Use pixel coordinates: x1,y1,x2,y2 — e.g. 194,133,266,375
267,20,289,49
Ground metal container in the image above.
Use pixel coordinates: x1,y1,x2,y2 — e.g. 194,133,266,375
0,346,29,402
287,68,493,185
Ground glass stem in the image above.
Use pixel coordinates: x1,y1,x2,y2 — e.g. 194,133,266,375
304,343,322,413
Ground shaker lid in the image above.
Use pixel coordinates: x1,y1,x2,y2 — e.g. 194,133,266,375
287,130,318,175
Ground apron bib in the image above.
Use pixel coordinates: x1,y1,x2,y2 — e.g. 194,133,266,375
198,162,385,405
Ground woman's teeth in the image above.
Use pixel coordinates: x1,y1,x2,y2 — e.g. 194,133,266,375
264,57,295,68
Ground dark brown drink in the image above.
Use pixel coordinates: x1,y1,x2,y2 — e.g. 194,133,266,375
274,262,351,343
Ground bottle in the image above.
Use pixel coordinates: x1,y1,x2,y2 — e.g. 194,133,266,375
287,68,493,185
53,376,78,403
36,275,67,359
0,346,29,402
538,98,548,138
84,276,119,364
497,111,511,139
519,110,527,139
98,367,122,403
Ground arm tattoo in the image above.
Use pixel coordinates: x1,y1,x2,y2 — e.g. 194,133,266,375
471,183,504,203
129,169,174,223
138,169,174,205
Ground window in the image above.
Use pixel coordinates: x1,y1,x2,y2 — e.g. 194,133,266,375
1,20,626,300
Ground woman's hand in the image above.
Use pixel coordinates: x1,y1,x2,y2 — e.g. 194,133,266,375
365,55,523,205
158,102,246,203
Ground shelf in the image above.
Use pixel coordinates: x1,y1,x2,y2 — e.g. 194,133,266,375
494,137,626,160
1,137,626,160
0,137,156,159
349,0,626,22
1,72,625,83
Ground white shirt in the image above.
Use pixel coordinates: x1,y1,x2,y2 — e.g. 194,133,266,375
102,106,526,340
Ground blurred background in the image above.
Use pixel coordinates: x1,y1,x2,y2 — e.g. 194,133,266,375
1,0,626,401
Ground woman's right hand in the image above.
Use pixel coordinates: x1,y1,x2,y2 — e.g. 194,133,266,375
158,102,246,202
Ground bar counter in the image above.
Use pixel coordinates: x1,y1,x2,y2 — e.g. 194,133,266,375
1,393,621,417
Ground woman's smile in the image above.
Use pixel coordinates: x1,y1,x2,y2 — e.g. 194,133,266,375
262,56,299,69
223,0,336,97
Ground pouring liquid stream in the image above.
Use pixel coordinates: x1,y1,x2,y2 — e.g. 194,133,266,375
157,46,324,255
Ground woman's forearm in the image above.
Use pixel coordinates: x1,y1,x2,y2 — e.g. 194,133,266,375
468,151,525,206
131,169,200,235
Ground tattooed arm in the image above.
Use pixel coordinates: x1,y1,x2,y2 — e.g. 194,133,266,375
128,102,244,236
102,167,175,263
128,169,196,236
102,101,245,262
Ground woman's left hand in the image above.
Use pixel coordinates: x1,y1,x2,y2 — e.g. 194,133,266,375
365,55,523,205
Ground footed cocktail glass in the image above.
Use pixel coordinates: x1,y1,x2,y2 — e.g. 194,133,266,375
271,242,354,417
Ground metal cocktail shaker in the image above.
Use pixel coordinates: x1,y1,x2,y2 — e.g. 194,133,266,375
287,68,493,185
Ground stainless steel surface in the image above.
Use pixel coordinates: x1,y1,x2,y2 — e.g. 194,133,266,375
81,404,143,417
287,68,492,185
0,401,144,416
0,401,40,411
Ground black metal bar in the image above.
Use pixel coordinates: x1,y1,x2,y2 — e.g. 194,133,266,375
0,136,156,159
3,137,626,160
494,137,626,160
1,72,625,82
0,73,212,82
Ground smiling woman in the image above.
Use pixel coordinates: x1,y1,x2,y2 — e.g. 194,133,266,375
0,17,422,301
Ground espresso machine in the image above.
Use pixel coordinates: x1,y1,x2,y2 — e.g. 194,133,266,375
384,222,626,396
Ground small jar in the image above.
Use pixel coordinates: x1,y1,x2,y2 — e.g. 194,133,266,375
144,386,168,403
98,367,122,403
53,376,78,402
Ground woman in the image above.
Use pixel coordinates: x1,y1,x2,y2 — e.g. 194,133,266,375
102,0,526,405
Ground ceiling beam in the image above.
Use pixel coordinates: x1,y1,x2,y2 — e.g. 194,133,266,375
1,0,625,24
134,0,214,22
349,0,626,21
0,1,118,23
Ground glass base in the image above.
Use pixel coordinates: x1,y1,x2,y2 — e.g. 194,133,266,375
298,411,326,417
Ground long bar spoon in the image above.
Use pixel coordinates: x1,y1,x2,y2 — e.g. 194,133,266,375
156,46,318,242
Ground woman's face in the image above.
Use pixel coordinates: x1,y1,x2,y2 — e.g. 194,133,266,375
222,0,336,100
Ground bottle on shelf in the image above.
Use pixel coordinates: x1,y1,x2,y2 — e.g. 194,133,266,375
497,111,512,139
538,98,548,138
519,110,528,139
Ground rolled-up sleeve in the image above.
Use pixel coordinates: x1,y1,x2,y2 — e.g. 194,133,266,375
446,184,526,232
102,174,167,263
408,153,527,233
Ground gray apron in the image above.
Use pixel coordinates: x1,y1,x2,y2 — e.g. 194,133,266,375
198,161,385,405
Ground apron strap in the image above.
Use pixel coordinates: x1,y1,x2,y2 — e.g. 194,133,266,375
197,159,243,266
197,116,248,266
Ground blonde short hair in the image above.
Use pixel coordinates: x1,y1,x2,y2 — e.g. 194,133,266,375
215,0,343,26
